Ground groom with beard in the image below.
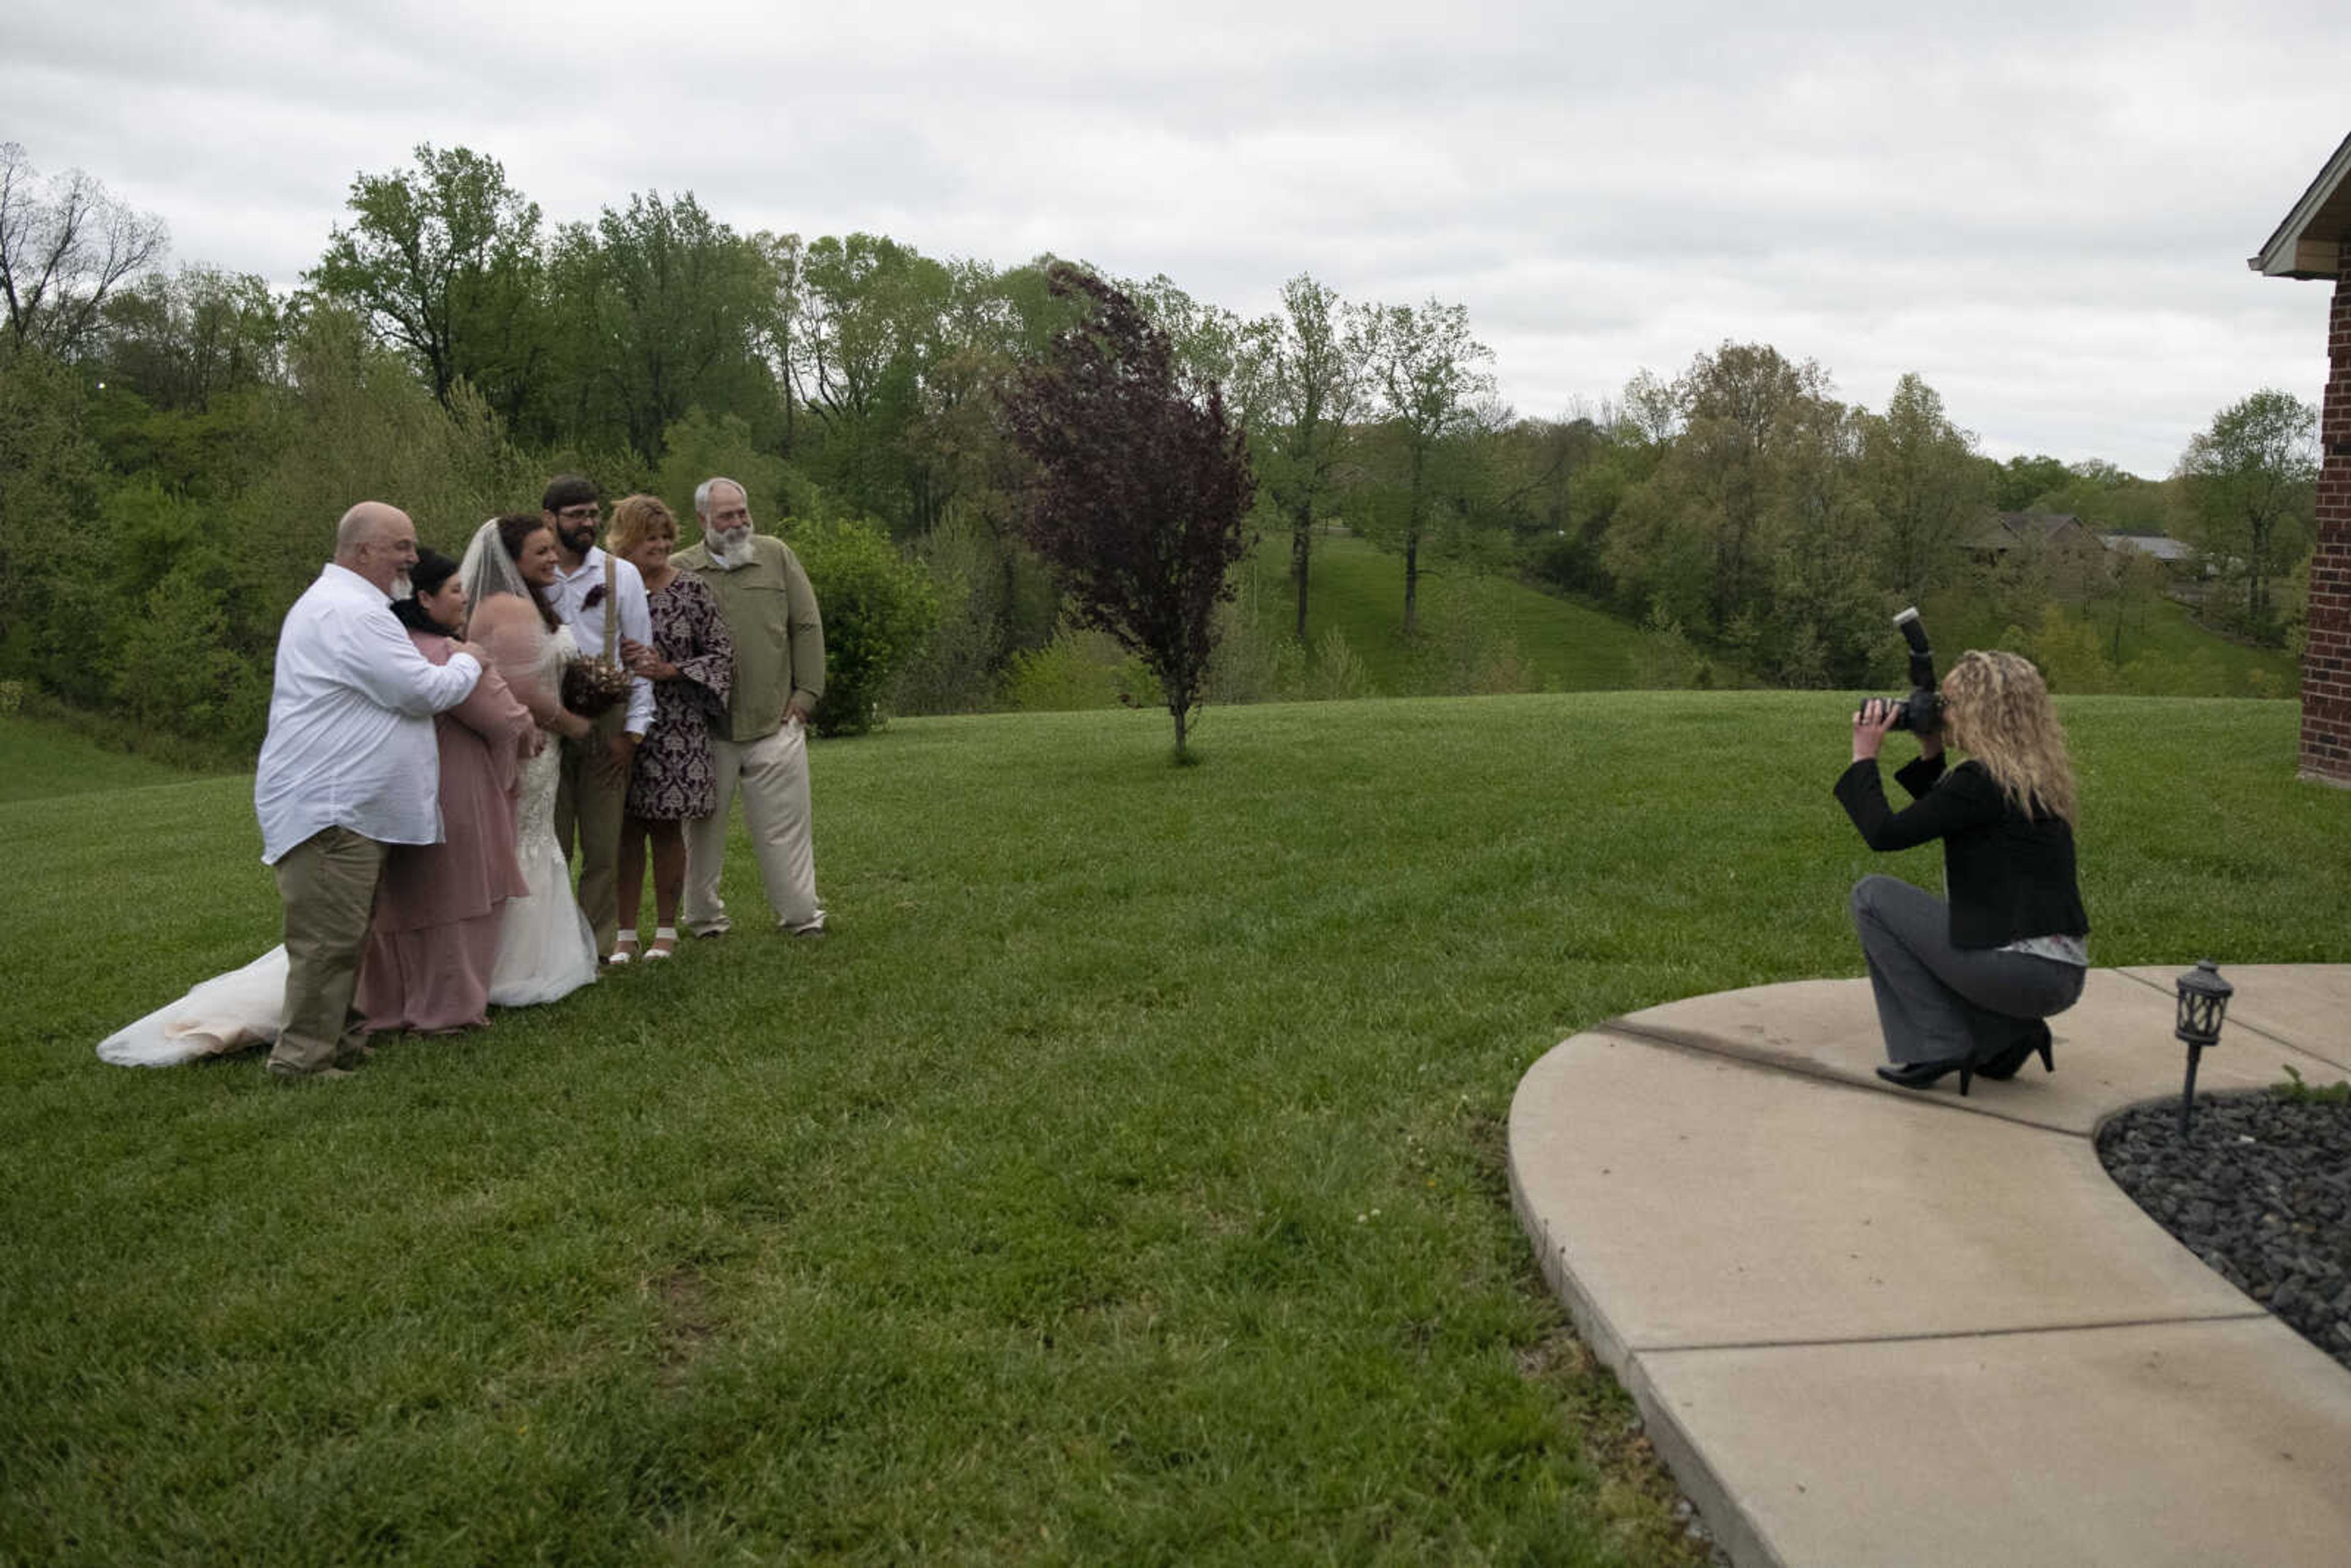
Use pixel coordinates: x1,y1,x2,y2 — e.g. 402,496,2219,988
540,475,654,961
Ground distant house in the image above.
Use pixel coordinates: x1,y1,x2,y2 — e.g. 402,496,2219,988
1963,511,2098,560
2098,533,2200,579
1959,512,2104,597
2098,534,2194,563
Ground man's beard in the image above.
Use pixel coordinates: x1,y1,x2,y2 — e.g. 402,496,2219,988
706,525,752,565
560,522,597,557
391,572,413,599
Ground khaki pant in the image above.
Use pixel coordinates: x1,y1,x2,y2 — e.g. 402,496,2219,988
684,722,823,936
557,705,628,955
271,825,388,1075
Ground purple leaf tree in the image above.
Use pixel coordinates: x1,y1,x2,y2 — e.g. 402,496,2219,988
1004,264,1255,760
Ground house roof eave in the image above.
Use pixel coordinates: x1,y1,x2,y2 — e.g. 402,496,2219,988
2251,130,2351,280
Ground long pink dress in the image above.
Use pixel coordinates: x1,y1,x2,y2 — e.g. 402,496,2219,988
356,631,535,1032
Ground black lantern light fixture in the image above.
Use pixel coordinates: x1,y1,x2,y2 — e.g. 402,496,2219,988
2173,959,2234,1139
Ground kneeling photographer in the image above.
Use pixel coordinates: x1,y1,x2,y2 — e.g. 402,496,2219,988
1834,615,2090,1095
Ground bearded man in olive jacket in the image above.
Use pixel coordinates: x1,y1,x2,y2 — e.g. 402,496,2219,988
672,477,827,937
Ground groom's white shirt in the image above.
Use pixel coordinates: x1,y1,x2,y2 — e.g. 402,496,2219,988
547,547,655,737
254,563,482,865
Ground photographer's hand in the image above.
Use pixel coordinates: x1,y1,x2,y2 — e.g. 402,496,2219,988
1851,699,1898,763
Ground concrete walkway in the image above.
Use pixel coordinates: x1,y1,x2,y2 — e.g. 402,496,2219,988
1508,965,2351,1568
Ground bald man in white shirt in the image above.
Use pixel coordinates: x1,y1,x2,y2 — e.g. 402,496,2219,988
254,502,486,1081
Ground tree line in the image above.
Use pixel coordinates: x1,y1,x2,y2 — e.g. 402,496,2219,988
0,140,2322,756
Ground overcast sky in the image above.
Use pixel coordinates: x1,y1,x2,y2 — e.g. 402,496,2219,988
6,0,2343,475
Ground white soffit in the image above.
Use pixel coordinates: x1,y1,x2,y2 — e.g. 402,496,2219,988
2251,130,2351,280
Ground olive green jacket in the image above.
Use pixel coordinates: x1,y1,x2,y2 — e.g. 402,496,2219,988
672,535,825,743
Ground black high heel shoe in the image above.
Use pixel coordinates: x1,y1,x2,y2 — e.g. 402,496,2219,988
1875,1058,1977,1096
1973,1021,2055,1082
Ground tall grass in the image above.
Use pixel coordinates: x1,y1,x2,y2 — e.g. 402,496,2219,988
4,694,2343,1564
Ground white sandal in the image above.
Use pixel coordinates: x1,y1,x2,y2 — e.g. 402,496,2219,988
645,927,678,961
608,930,640,966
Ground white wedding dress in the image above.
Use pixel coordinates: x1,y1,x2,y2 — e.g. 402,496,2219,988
488,626,599,1006
97,629,598,1067
96,947,292,1067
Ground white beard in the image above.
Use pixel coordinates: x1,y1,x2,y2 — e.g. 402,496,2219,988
390,572,414,599
705,527,754,569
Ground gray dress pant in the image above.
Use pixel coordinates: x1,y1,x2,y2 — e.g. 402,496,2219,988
1849,874,2085,1065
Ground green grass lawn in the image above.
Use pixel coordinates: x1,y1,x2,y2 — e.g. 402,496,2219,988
0,713,237,803
4,694,2345,1564
1235,531,1662,694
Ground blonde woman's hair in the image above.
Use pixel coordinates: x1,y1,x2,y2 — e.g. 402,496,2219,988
606,493,678,557
1940,650,2077,826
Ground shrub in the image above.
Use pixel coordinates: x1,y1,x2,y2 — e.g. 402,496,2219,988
1204,588,1299,706
891,514,1059,716
1422,577,1538,696
782,515,939,737
999,628,1159,713
2278,1065,2351,1106
1634,599,1708,690
109,552,265,743
1307,625,1373,702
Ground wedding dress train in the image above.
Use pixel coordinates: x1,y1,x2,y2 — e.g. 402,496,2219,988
97,626,598,1067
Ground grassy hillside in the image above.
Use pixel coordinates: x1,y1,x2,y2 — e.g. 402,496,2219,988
1235,530,1667,694
1922,587,2301,698
5,696,2344,1564
0,713,237,803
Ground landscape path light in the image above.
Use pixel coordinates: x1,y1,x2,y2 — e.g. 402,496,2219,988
2173,959,2233,1139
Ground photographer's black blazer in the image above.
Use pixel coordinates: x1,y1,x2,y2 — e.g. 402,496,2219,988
1835,753,2090,950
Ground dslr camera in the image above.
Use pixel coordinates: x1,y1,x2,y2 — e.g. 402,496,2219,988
1881,607,1943,734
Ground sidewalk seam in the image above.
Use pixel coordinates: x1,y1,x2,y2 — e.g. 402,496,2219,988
1629,1309,2271,1356
1589,1020,2086,1136
2112,966,2339,1062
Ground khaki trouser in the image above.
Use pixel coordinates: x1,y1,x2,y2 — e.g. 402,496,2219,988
556,704,628,955
684,722,823,936
270,825,387,1075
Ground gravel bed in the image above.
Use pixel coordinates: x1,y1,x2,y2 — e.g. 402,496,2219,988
2097,1087,2351,1373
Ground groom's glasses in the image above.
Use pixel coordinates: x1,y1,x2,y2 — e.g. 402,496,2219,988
558,505,601,522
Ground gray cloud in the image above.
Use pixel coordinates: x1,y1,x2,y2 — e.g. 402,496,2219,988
4,0,2339,475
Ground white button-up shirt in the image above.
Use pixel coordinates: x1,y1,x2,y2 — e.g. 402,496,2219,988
253,563,484,865
546,547,655,737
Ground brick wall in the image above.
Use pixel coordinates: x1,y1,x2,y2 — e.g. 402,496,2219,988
2302,269,2351,784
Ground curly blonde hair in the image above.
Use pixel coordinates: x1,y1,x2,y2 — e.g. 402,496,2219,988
1940,650,2077,826
605,493,678,558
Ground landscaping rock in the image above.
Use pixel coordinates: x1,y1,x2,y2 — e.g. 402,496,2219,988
2098,1089,2351,1375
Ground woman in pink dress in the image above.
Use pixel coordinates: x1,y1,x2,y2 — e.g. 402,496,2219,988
355,547,538,1033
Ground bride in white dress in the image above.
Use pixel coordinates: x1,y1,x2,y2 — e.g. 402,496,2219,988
97,517,599,1067
458,516,601,1007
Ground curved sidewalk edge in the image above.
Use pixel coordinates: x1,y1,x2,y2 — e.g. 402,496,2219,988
1509,965,2351,1568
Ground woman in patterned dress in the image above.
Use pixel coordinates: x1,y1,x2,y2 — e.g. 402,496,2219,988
610,494,732,961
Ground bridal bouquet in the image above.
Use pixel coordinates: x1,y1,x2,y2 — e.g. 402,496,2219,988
560,654,633,719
